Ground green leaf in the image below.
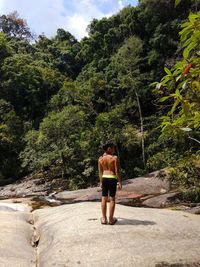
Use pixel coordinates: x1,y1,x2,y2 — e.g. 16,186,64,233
149,81,158,87
164,67,172,75
187,42,197,53
183,47,190,59
175,0,181,8
181,102,190,116
161,75,171,84
171,99,180,114
159,96,170,102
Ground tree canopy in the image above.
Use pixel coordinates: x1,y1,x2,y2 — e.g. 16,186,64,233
0,0,200,197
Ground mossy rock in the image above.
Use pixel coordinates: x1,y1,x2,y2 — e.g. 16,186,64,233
195,209,200,215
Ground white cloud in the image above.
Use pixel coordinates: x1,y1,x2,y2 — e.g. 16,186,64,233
0,0,105,40
118,0,124,9
0,0,67,37
0,0,138,40
68,13,89,39
66,0,113,39
72,0,105,21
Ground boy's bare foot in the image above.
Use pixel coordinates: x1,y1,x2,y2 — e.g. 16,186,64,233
109,217,118,225
101,217,107,224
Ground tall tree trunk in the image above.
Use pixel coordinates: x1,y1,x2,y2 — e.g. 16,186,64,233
135,90,145,168
61,152,67,178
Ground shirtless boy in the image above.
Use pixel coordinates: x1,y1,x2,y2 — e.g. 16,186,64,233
98,140,122,225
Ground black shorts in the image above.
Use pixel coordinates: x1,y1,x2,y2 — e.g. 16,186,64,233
102,178,117,197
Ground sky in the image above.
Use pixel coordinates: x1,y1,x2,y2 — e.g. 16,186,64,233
0,0,138,41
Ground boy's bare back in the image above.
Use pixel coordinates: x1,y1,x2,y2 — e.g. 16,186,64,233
99,154,119,175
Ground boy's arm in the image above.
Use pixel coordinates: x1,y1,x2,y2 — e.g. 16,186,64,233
115,156,122,189
98,159,103,188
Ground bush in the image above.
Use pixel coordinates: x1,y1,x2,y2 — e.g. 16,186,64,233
168,150,200,202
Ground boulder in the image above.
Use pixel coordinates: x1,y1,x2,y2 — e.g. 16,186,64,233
55,187,100,201
143,192,181,208
0,205,35,266
122,170,170,195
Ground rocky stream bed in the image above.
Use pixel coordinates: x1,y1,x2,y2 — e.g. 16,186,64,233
0,170,200,213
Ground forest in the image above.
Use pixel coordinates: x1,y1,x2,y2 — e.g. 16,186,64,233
0,0,200,201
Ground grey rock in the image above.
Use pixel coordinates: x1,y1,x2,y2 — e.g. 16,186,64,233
0,207,35,266
55,169,170,204
55,187,100,200
0,175,49,199
33,202,200,267
0,169,170,201
123,169,170,195
1,200,200,266
143,192,181,208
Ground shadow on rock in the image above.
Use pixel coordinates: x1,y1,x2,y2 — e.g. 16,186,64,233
117,217,156,225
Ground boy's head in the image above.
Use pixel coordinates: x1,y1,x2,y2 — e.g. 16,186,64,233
103,140,115,154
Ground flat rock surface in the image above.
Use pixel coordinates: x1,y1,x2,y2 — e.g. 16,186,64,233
34,202,200,267
0,203,35,267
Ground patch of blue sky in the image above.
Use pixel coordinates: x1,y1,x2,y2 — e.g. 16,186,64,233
95,0,117,14
62,0,76,15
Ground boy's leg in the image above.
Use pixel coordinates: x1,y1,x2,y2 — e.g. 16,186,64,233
108,179,117,224
101,196,108,223
109,196,115,223
101,179,108,223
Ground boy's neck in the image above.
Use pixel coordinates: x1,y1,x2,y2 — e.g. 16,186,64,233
104,151,112,155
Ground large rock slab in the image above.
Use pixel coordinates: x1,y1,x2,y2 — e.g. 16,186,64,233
0,176,48,199
0,203,35,267
143,192,181,208
55,170,169,204
55,187,101,201
55,187,143,204
0,201,32,212
34,202,200,267
0,169,170,202
122,170,170,195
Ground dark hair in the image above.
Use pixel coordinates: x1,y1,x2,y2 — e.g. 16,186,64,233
103,140,114,151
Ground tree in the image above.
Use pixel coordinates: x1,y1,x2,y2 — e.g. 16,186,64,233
153,11,200,140
55,28,77,44
0,33,12,65
34,32,81,78
112,36,146,167
20,105,90,189
152,9,200,201
0,54,44,121
0,99,22,183
0,11,33,40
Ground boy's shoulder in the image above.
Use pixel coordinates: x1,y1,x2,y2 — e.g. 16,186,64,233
98,154,117,160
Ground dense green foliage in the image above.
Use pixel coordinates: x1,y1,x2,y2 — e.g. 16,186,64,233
153,9,200,201
0,0,200,192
